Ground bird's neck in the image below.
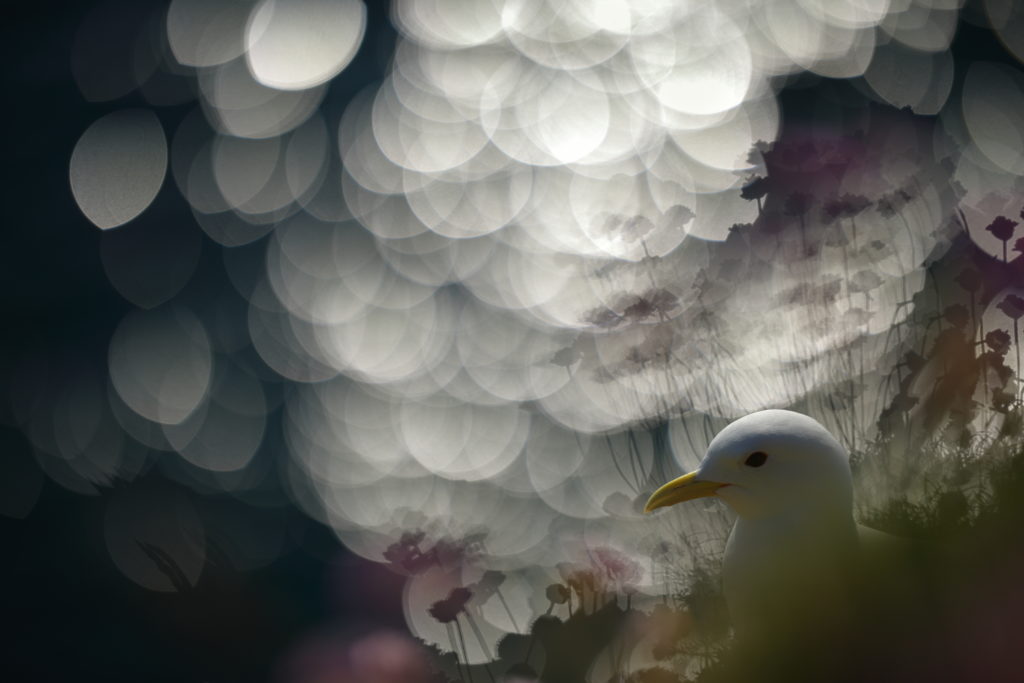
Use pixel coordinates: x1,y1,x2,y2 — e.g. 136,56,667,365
738,505,856,532
726,508,860,590
724,509,860,640
732,508,858,555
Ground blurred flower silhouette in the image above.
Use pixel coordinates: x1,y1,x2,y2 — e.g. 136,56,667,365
663,204,696,232
433,534,484,568
985,329,1012,356
839,193,872,218
558,564,601,615
985,216,1019,262
593,547,641,587
550,344,583,371
383,531,434,575
740,176,771,214
876,188,912,219
622,289,680,323
822,193,870,225
429,587,473,624
468,570,505,603
593,547,641,609
468,570,521,633
997,294,1024,322
584,305,624,329
545,583,570,617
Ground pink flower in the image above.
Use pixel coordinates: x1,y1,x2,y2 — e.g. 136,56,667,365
593,547,641,586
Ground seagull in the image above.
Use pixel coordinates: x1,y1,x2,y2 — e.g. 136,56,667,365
644,410,885,644
642,409,1024,682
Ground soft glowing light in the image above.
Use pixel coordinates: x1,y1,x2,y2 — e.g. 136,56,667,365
108,307,213,425
167,0,253,67
70,109,167,230
245,0,366,91
962,61,1024,175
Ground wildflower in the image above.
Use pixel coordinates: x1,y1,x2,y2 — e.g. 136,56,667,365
662,203,695,229
876,189,911,218
551,345,582,368
622,295,657,321
740,176,771,213
429,587,473,623
996,294,1024,321
469,570,506,603
383,531,434,575
584,306,622,328
985,216,1018,261
545,583,570,605
594,547,641,587
985,215,1018,243
984,329,1012,355
839,193,871,217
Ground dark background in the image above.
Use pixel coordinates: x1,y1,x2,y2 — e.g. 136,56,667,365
1,2,408,681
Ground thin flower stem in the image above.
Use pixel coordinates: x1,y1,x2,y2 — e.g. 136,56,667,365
462,612,496,682
495,588,520,633
1015,320,1021,404
453,620,474,683
447,624,467,683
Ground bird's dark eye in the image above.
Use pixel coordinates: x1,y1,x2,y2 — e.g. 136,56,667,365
744,451,768,468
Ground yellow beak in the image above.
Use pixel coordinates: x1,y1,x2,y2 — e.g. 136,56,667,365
644,470,726,513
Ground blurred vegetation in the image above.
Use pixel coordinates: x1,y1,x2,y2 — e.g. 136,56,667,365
412,427,1024,683
410,132,1024,682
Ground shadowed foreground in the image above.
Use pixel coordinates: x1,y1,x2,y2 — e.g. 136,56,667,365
421,436,1024,683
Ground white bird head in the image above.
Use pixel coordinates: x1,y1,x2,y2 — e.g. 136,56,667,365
645,410,853,521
